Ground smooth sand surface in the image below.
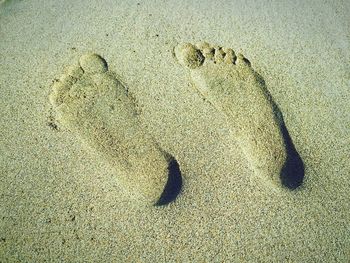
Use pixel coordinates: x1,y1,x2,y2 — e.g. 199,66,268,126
1,0,350,262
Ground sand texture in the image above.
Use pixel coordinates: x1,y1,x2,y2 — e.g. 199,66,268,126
1,0,350,262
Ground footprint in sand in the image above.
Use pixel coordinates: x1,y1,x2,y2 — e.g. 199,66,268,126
49,53,182,205
175,42,304,189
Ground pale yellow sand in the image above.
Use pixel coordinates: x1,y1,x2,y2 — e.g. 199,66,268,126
1,0,350,262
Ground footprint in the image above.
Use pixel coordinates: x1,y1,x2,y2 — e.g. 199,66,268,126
175,42,304,189
49,53,182,205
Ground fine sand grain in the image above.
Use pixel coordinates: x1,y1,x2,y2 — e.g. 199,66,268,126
1,0,350,262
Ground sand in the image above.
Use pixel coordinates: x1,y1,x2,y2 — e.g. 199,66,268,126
1,0,350,262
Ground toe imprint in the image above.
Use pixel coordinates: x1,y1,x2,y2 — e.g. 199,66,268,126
174,43,204,69
79,53,108,74
175,42,241,69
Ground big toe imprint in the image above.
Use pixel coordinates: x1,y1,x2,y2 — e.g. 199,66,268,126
175,42,304,190
49,53,182,205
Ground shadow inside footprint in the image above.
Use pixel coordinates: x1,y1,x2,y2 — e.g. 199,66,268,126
279,122,305,189
256,73,305,189
155,156,183,206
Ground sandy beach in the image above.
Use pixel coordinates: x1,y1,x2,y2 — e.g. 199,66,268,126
1,0,349,261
